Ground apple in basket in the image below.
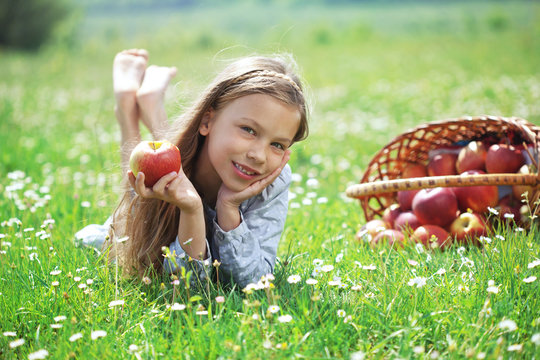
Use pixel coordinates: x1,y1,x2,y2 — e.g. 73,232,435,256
356,219,389,243
397,189,419,211
449,212,488,246
427,153,458,177
497,194,522,223
412,225,452,250
129,140,182,187
453,170,498,213
412,187,459,228
456,141,487,173
512,164,534,200
485,144,525,174
402,163,428,178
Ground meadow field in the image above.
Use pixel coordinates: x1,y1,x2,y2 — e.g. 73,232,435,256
1,1,540,358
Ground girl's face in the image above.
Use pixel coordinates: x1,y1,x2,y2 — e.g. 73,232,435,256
198,94,301,194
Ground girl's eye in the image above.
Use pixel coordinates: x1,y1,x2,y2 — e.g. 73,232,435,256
272,142,285,150
241,126,255,135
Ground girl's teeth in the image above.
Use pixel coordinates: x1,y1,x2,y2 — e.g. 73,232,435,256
235,163,255,175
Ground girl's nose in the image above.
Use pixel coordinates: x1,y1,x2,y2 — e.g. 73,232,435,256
247,146,265,163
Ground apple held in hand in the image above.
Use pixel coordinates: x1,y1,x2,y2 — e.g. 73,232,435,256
129,140,182,187
412,187,459,227
449,212,487,246
485,144,524,174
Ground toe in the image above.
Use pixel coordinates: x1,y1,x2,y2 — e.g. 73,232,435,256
136,49,149,60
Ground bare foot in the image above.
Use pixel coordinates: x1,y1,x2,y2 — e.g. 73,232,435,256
113,49,148,134
136,65,177,139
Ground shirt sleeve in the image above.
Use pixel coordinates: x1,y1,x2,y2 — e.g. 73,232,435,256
211,165,291,289
163,237,213,287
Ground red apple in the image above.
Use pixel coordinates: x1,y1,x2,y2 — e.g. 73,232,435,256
372,229,406,247
497,194,522,223
449,212,487,246
485,144,525,174
412,225,452,250
397,189,419,210
356,219,389,243
412,187,459,227
453,170,498,213
129,140,182,187
382,203,402,228
427,153,458,177
456,141,487,173
394,211,421,233
403,163,428,178
512,164,534,200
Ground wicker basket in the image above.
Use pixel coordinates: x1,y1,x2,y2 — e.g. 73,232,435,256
346,115,540,222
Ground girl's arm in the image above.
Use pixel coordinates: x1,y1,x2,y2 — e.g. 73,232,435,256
212,164,292,288
129,169,208,260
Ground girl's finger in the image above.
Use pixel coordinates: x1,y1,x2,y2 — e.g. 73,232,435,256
127,171,137,189
152,172,178,193
135,172,153,197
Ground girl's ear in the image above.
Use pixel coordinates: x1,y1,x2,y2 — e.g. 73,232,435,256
199,109,215,136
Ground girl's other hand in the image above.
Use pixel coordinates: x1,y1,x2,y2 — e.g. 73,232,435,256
127,169,202,213
217,150,291,209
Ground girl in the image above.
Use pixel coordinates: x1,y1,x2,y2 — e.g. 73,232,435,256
76,49,309,288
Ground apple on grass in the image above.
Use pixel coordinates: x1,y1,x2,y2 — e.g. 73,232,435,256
456,141,487,173
129,140,182,187
427,153,458,177
453,170,498,213
371,229,406,248
382,203,402,228
412,225,452,250
394,211,421,233
412,187,459,228
449,212,487,246
485,144,525,174
356,219,389,243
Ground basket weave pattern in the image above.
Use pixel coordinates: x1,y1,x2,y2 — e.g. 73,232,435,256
349,115,540,221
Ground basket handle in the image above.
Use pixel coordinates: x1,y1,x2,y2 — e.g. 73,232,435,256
346,173,539,199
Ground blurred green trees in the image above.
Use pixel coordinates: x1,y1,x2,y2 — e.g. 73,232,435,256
0,0,71,50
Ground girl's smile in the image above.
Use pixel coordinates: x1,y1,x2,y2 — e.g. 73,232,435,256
195,93,301,202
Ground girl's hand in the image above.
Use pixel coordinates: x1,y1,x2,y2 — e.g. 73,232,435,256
128,168,202,213
217,150,291,209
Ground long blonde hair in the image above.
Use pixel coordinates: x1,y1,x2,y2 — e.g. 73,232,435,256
110,55,309,275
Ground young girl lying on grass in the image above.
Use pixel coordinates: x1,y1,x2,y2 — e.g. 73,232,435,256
76,49,309,288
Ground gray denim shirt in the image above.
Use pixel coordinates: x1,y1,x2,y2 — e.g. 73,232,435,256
75,164,291,289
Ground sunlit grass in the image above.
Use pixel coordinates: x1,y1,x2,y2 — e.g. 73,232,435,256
1,1,540,359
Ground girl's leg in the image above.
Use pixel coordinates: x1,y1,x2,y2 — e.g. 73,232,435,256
136,65,177,140
113,49,148,177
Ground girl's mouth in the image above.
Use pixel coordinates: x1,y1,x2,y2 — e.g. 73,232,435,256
233,162,259,177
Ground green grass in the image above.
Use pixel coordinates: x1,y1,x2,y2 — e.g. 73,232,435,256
1,1,540,359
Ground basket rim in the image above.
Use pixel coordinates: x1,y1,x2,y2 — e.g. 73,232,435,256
352,115,540,221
